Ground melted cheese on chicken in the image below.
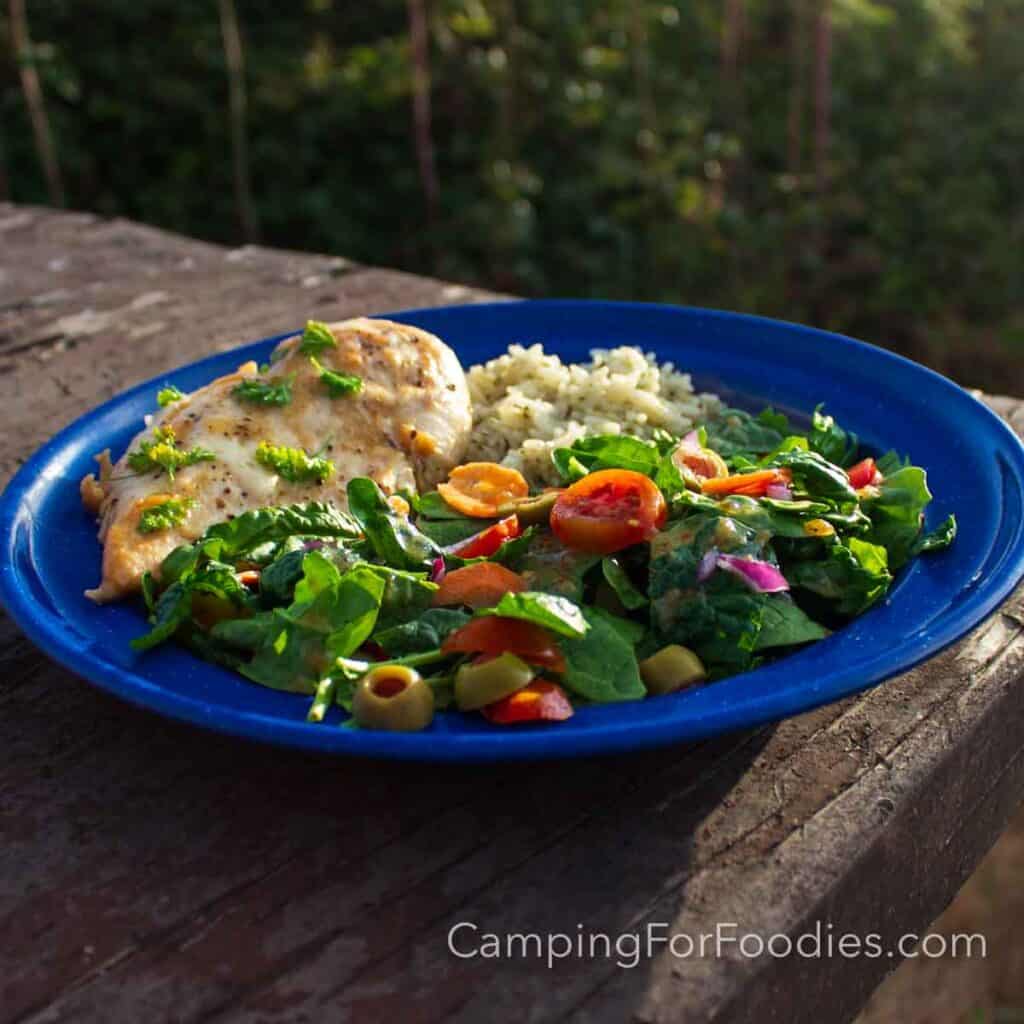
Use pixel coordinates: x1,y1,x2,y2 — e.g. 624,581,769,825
81,317,472,602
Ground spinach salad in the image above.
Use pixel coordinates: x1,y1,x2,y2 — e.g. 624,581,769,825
132,406,956,731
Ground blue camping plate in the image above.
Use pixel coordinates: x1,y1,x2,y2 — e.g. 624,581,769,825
2,301,1023,761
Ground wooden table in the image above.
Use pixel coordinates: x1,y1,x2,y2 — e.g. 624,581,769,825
3,202,1024,1024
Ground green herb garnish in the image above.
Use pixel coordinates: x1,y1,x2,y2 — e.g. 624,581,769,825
233,374,294,407
255,440,334,483
157,385,185,407
309,356,362,398
138,496,197,534
297,320,337,356
127,428,215,480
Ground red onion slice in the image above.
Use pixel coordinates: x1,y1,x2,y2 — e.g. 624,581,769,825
716,553,790,593
765,482,794,501
697,548,719,583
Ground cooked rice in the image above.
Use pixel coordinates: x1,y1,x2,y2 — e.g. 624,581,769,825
464,344,722,486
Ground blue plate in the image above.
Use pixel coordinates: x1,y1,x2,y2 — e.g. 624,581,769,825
2,301,1023,761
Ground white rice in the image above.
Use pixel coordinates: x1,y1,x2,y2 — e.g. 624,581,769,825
464,343,722,486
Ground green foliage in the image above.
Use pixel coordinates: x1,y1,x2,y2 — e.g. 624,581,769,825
5,1,1024,389
233,374,294,406
137,496,196,534
255,440,334,483
309,356,362,398
127,427,215,480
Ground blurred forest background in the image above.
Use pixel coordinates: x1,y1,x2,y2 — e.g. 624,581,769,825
2,0,1023,391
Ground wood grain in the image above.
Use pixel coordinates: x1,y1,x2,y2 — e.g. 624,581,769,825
1,203,1022,1024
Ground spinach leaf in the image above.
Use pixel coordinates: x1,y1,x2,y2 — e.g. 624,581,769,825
652,573,766,674
240,611,329,694
132,561,249,651
808,406,859,467
786,537,892,615
520,531,601,600
862,465,933,569
559,606,646,702
347,477,441,570
488,526,536,569
373,608,471,656
910,513,957,557
160,502,360,583
874,450,910,476
552,434,663,477
601,556,648,610
417,515,496,547
210,614,277,653
484,591,588,638
259,549,306,606
754,597,829,649
551,448,589,482
766,449,859,506
413,491,467,520
704,408,787,461
284,554,387,659
654,450,688,499
703,492,833,539
361,564,437,630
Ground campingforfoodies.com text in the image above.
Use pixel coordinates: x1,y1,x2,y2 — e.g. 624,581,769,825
447,921,987,970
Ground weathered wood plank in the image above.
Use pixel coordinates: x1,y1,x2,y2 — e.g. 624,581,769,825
1,204,1023,1024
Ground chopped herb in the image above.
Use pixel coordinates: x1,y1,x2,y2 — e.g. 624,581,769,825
138,496,197,534
255,440,334,483
297,319,337,356
157,385,185,407
233,374,294,406
127,428,215,480
309,356,362,398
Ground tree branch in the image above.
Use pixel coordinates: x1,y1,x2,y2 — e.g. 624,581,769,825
8,0,64,206
813,0,832,196
407,0,439,228
218,0,258,242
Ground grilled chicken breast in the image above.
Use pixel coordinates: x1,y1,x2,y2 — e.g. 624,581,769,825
81,318,472,602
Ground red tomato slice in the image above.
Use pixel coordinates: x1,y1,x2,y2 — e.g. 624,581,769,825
847,457,880,489
442,615,566,673
446,515,521,559
550,469,667,554
481,680,574,724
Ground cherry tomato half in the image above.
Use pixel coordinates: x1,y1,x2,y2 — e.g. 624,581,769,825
550,469,667,554
847,457,881,489
481,680,574,725
446,515,521,559
442,615,566,673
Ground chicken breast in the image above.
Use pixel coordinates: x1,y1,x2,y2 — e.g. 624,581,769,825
81,317,472,602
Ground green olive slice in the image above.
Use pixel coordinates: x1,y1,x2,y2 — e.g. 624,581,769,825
639,644,706,696
454,652,536,711
495,490,563,526
352,665,435,731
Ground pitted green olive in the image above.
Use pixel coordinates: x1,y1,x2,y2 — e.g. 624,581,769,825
454,652,536,711
352,665,435,731
639,644,706,695
496,490,562,526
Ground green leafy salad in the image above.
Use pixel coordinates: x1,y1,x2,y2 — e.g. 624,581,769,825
133,405,956,731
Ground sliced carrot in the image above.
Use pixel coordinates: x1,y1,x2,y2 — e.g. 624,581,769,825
437,462,529,518
432,562,527,609
701,468,788,498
